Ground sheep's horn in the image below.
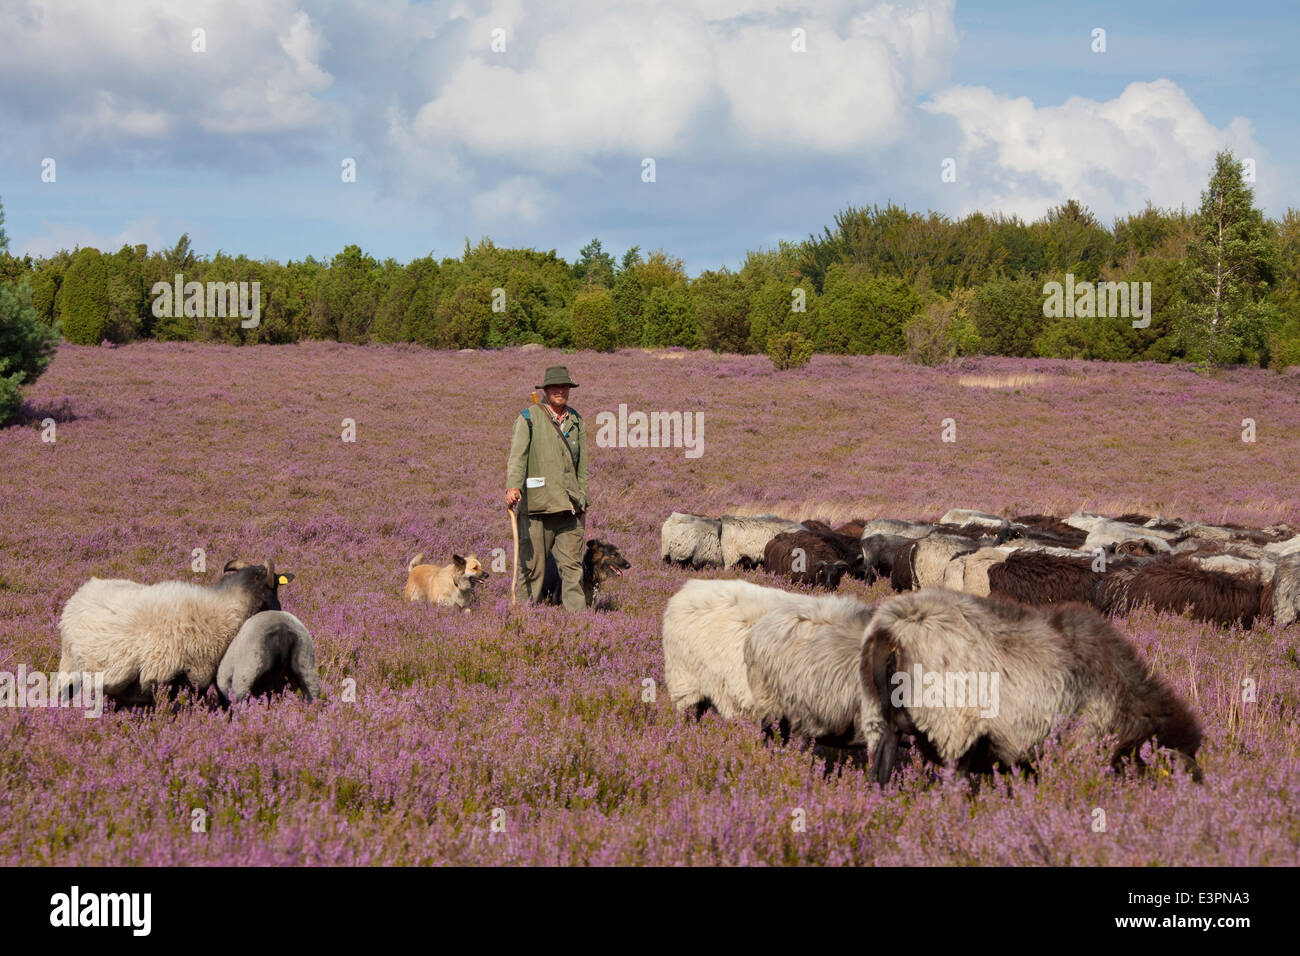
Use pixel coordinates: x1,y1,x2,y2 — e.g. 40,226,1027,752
223,559,249,574
265,558,276,588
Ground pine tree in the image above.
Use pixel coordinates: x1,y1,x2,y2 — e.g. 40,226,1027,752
1179,151,1277,367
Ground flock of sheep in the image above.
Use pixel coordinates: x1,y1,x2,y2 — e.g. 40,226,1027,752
661,508,1300,629
659,506,1300,783
56,559,320,708
46,504,1293,787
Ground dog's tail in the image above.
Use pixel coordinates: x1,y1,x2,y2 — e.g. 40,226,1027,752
408,553,423,572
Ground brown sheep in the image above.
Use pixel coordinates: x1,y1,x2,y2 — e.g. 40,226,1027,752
1011,514,1088,549
1099,558,1263,628
764,529,862,589
987,550,1106,606
862,588,1203,784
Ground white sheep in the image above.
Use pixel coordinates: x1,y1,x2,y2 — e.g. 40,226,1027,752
660,512,723,568
862,588,1203,783
743,594,882,758
719,514,805,568
909,534,982,590
939,509,1009,533
662,578,818,719
57,560,292,707
216,610,320,704
1272,553,1300,628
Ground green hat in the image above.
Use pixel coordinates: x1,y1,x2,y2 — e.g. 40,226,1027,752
537,365,578,388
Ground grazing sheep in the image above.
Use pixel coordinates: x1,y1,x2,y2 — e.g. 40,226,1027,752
834,519,867,538
861,518,933,538
1012,514,1088,549
910,534,982,590
661,512,723,568
57,560,293,707
986,549,1111,607
662,578,818,719
720,514,806,569
1099,558,1263,628
1270,553,1300,628
1264,534,1300,559
939,545,1025,598
1174,522,1279,546
939,509,1009,533
1113,512,1155,525
862,588,1203,784
1189,553,1268,579
861,521,935,581
764,529,861,589
216,610,320,705
744,595,882,758
889,541,918,592
1082,521,1176,555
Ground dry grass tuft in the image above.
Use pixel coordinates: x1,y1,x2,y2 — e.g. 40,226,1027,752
957,373,1049,389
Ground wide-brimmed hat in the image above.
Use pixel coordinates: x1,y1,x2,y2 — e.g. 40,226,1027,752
537,365,578,388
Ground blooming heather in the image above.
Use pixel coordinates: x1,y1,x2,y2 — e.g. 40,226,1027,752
1,342,1298,865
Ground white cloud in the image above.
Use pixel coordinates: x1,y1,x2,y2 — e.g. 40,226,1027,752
471,175,551,224
922,79,1265,220
0,0,338,146
18,218,165,259
402,0,958,171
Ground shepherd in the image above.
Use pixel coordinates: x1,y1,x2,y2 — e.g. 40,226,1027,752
505,365,589,611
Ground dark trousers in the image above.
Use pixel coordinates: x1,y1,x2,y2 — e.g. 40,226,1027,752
518,511,585,611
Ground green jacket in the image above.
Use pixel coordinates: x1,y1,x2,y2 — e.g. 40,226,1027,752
506,404,589,515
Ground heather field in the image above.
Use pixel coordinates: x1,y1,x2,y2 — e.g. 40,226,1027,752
3,340,1300,866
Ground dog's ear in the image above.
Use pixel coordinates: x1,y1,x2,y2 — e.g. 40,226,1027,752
586,539,597,550
453,554,466,569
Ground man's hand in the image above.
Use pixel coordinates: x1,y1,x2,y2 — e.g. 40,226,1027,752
505,488,522,508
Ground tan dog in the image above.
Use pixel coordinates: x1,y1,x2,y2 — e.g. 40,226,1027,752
405,553,488,610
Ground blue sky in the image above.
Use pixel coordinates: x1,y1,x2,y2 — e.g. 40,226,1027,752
1,0,1295,274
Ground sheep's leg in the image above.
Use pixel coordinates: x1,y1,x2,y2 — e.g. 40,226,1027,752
872,729,900,784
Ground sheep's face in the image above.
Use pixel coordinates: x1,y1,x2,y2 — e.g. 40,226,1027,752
221,558,295,613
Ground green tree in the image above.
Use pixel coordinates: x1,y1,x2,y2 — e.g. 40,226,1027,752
58,247,110,344
313,245,380,342
572,238,616,288
1,278,61,424
690,268,750,352
817,265,920,354
572,287,617,351
970,277,1043,357
1178,150,1277,367
904,289,980,365
437,281,492,349
643,285,696,348
0,196,7,251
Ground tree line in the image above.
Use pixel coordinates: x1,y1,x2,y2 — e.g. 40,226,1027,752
2,151,1297,420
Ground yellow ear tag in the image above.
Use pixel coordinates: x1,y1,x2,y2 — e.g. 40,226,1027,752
278,575,289,585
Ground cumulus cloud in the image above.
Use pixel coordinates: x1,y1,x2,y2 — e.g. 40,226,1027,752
922,79,1265,220
401,0,958,171
0,0,338,151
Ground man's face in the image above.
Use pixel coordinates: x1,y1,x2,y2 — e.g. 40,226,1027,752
544,384,570,409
